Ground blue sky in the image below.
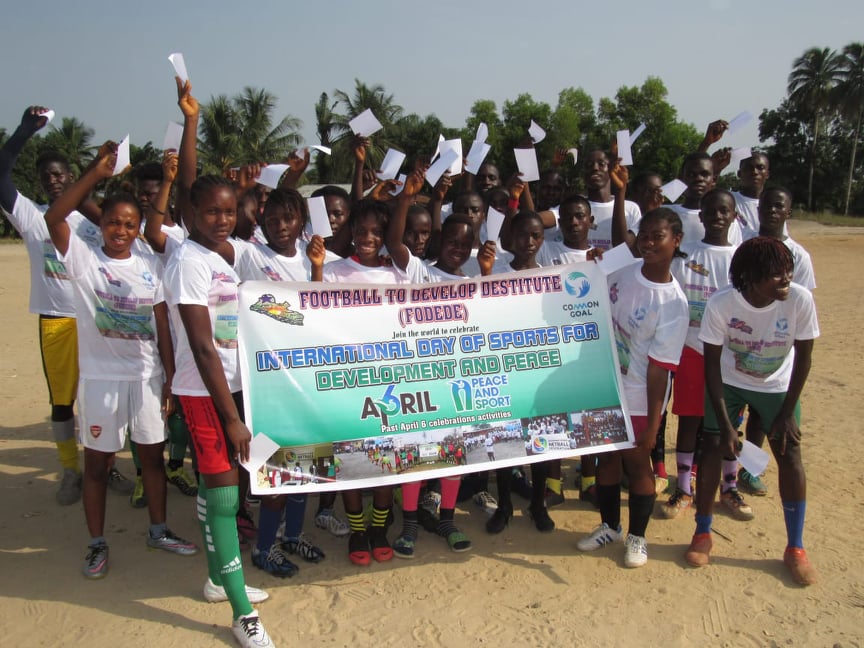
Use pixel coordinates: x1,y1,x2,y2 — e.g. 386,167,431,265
2,0,862,160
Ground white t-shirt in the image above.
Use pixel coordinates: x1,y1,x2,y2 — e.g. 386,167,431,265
669,204,743,249
4,193,102,316
164,239,242,396
322,256,408,284
671,241,736,352
608,263,689,415
401,254,465,283
699,283,819,393
60,234,164,380
741,232,816,290
732,191,788,237
586,199,641,250
537,240,591,266
235,239,339,282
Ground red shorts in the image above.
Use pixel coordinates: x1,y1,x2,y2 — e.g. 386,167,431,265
630,416,648,441
178,395,235,475
671,346,705,417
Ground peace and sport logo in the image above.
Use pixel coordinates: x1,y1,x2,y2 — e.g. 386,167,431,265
564,272,591,298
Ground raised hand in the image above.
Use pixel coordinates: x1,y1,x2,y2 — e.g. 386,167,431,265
20,106,51,135
552,147,569,167
352,135,369,164
162,150,179,184
175,78,199,119
237,163,263,193
704,119,728,146
287,148,310,174
711,147,732,176
609,160,630,192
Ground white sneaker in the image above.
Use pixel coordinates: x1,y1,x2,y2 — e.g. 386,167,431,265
314,509,350,537
576,523,623,552
231,611,275,648
624,533,648,568
473,490,498,516
204,578,269,604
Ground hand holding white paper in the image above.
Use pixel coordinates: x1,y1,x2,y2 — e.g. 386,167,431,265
308,196,333,238
41,109,55,125
514,148,540,182
376,149,406,181
465,140,492,174
241,432,281,474
486,207,506,243
596,243,640,275
113,135,130,176
348,108,383,137
426,149,460,188
475,122,488,143
256,164,288,190
616,130,633,166
528,120,546,143
162,121,183,151
729,147,752,170
738,440,770,477
389,173,407,197
439,139,462,176
726,111,753,135
168,53,188,83
629,123,647,145
661,178,687,203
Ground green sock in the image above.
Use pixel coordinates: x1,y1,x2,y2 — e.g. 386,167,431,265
196,479,222,586
167,412,189,464
207,485,253,619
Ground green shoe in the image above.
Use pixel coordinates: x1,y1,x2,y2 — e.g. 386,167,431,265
738,468,768,496
130,476,147,509
166,466,198,497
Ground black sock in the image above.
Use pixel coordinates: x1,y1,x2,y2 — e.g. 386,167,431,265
167,459,183,471
597,484,621,530
628,493,657,537
400,510,419,540
436,507,457,537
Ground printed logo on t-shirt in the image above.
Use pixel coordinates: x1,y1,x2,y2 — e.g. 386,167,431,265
260,265,283,281
685,260,710,277
90,425,102,439
42,240,69,280
775,318,789,337
98,266,122,287
728,318,753,334
93,290,156,340
140,270,155,290
211,271,238,348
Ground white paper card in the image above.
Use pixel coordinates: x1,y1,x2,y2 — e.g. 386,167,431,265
112,135,130,176
425,149,459,188
162,121,183,151
168,53,188,83
256,164,288,190
528,120,546,143
514,148,540,182
730,146,752,170
310,145,331,155
465,140,492,174
376,148,405,181
596,243,640,275
439,139,462,175
738,440,770,477
241,432,280,473
41,109,55,125
485,207,506,243
567,148,579,164
726,111,753,135
661,178,687,203
629,123,647,145
307,196,333,238
389,173,407,197
475,122,488,143
616,130,633,166
348,108,383,137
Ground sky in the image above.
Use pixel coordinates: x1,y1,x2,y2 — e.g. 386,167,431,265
1,0,862,163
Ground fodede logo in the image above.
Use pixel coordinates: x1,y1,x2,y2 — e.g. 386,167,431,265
448,375,512,413
360,384,438,429
562,271,599,317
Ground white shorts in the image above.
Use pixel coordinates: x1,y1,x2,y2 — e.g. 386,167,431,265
78,375,166,452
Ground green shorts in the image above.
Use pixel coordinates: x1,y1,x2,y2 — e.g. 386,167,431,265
703,384,801,441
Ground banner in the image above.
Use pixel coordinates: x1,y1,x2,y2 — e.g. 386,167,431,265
238,263,634,494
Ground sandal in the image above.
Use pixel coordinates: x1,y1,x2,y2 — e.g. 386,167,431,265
442,529,472,553
348,531,371,566
369,527,393,562
393,535,416,559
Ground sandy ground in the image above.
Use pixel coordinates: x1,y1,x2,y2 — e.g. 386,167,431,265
1,220,862,647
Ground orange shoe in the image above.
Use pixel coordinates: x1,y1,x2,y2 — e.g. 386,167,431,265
783,547,818,586
685,533,712,567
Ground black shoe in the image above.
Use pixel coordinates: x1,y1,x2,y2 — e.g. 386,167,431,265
485,504,513,535
528,504,555,532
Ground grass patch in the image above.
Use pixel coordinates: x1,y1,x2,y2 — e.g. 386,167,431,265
794,211,864,227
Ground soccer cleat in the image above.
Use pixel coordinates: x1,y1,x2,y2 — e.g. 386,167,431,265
56,468,82,506
783,547,818,586
314,509,350,537
738,468,768,496
661,488,693,519
130,476,147,509
203,578,269,604
281,535,325,563
624,534,649,568
473,490,498,516
231,611,276,648
654,475,669,496
147,529,199,556
251,544,298,577
166,466,198,496
83,543,109,579
576,523,623,552
108,467,135,495
685,533,713,567
719,488,755,521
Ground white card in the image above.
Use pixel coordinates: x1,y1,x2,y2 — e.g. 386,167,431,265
568,148,579,164
307,196,333,238
425,149,459,188
475,122,488,143
389,173,407,197
738,440,770,477
439,139,462,175
256,164,288,190
310,145,331,155
730,147,752,170
616,130,633,166
726,111,753,135
661,178,687,203
629,123,646,145
596,243,640,275
514,148,540,182
486,207,506,243
376,148,406,181
162,121,183,151
240,432,280,473
348,108,383,137
465,140,492,174
112,135,130,176
528,120,546,143
41,109,55,125
168,52,188,83
431,134,445,163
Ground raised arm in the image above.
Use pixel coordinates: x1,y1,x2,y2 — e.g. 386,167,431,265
143,150,178,253
280,148,310,189
350,135,369,204
696,119,728,153
610,160,636,253
385,170,425,271
176,78,200,228
0,106,50,212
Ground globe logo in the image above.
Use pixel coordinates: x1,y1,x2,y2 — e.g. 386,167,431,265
532,437,548,453
564,272,591,298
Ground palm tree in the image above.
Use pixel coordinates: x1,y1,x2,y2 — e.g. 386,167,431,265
836,43,864,215
332,80,404,172
199,94,241,173
314,92,339,183
787,47,844,210
234,86,301,164
41,117,96,177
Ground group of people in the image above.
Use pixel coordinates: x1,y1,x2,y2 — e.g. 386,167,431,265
1,76,819,647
